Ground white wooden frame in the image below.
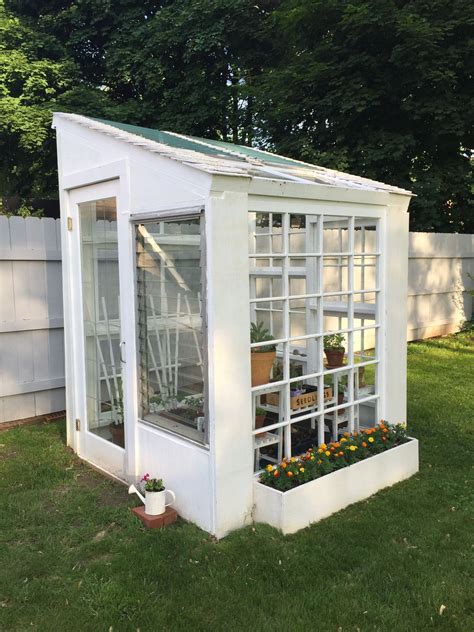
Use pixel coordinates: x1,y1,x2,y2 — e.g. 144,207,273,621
248,201,385,470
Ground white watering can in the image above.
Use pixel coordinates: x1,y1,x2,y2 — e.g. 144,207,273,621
129,484,176,516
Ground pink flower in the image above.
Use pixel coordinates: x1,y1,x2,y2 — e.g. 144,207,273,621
141,473,150,482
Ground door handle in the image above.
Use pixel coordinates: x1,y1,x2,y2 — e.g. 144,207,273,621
120,341,126,363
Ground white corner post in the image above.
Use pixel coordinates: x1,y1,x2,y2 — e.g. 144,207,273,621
206,187,254,537
381,193,411,425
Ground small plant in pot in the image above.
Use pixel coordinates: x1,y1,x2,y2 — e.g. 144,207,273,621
140,474,176,516
324,333,346,368
250,322,276,386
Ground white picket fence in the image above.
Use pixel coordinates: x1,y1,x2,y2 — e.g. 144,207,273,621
0,217,472,424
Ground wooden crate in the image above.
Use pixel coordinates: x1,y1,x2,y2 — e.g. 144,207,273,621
266,387,332,411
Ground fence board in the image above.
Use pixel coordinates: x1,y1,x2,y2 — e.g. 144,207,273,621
0,217,65,423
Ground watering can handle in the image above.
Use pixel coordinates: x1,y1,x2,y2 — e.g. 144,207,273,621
165,490,176,507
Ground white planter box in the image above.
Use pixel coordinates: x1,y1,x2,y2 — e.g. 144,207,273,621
253,438,419,534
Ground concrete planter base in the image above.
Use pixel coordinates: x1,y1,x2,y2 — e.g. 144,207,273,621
253,438,419,534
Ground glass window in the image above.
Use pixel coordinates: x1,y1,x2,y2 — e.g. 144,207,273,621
249,211,381,471
136,216,206,444
79,197,124,447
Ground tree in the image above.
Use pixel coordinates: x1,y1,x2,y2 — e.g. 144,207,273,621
256,0,473,232
6,0,276,142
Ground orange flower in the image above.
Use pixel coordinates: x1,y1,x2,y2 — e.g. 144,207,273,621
287,471,293,477
273,470,279,477
353,432,358,437
383,428,388,433
382,437,387,442
343,432,350,438
281,461,287,469
334,442,340,448
362,442,367,448
338,451,344,456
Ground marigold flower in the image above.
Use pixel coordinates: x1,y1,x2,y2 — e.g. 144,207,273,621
290,457,296,463
349,445,358,451
343,432,350,438
300,467,305,473
266,464,274,472
338,451,344,456
273,470,279,477
362,442,367,448
317,460,322,465
382,437,387,442
281,461,287,468
310,456,315,461
325,450,331,457
287,471,293,477
383,428,388,433
341,437,347,443
368,437,374,443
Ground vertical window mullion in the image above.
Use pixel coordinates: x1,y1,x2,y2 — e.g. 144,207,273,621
317,214,325,445
282,212,291,459
348,216,355,433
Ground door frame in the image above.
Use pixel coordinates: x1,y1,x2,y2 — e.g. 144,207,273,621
62,160,137,482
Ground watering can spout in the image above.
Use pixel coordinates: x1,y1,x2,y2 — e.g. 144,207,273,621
128,483,145,504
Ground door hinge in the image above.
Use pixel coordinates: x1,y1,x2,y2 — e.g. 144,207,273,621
75,418,81,431
67,216,73,231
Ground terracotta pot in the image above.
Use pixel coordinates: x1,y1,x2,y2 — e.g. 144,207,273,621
109,423,124,448
251,350,276,386
255,414,267,438
324,348,345,368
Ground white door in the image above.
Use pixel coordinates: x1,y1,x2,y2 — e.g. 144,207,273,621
68,181,127,480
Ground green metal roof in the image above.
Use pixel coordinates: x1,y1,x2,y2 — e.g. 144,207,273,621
92,117,307,169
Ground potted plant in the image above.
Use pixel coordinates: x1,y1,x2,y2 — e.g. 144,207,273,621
250,322,277,386
140,474,176,516
255,407,267,438
324,333,346,368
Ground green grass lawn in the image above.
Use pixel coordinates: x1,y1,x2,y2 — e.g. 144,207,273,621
1,333,473,631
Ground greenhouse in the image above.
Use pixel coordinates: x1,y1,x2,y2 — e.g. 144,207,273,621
54,113,417,536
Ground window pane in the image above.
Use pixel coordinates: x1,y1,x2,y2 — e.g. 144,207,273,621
79,197,124,447
136,217,206,444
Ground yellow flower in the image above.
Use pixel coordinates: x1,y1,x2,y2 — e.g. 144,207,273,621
317,448,323,454
300,467,305,473
368,437,374,443
266,464,274,472
325,450,331,457
341,437,347,443
290,457,296,463
349,445,358,451
320,443,327,450
310,456,315,461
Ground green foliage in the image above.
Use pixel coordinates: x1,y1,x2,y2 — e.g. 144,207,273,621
2,0,472,232
141,474,165,492
250,321,276,352
259,423,409,491
256,0,474,232
323,333,345,350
